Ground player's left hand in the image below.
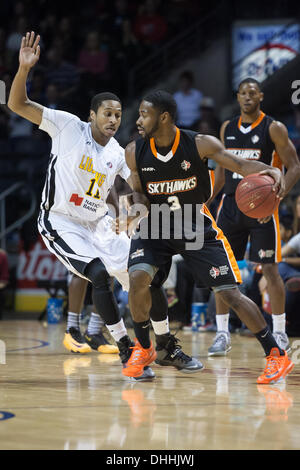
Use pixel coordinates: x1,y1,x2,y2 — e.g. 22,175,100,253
259,167,285,199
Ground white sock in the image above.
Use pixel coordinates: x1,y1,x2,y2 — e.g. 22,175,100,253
67,312,80,331
106,319,127,342
216,313,229,333
151,318,169,336
87,312,105,335
272,313,286,333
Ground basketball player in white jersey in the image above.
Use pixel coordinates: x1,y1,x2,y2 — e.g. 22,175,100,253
7,31,155,380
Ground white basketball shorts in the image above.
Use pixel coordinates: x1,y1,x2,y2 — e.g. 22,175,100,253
38,210,130,291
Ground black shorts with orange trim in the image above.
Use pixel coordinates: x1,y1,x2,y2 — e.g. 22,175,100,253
216,194,281,264
128,205,241,289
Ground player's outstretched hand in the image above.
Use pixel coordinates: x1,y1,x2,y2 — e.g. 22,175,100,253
259,167,285,200
19,31,40,69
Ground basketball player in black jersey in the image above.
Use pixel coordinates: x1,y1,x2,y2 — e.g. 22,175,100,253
207,78,300,357
117,90,294,384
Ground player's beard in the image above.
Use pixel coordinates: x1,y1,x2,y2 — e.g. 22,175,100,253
144,119,160,140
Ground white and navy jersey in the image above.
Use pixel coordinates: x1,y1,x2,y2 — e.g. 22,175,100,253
39,107,130,221
223,111,282,195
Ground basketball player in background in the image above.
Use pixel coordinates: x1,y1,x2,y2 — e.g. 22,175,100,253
206,78,300,356
7,31,156,379
116,90,294,384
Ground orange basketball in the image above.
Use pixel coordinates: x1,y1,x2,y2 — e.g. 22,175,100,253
235,173,279,218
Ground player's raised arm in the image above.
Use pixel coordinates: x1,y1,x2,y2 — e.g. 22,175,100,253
7,31,43,125
195,133,285,198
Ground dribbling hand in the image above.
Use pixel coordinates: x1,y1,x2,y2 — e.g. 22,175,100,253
19,31,40,69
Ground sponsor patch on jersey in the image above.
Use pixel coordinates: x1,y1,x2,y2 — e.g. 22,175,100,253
107,162,113,168
258,249,275,259
227,148,261,160
147,176,197,195
226,136,236,140
142,167,156,172
181,160,191,171
69,193,84,206
130,248,144,260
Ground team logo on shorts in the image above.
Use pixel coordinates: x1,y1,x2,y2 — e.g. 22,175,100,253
69,193,84,206
130,248,144,260
258,249,275,259
209,265,229,278
181,160,191,171
210,267,220,279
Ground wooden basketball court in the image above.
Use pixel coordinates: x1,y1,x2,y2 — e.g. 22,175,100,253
0,320,299,450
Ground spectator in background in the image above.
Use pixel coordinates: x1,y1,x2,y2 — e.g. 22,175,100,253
196,96,221,138
77,31,110,94
293,194,300,235
27,70,45,103
0,249,9,319
43,83,61,110
6,16,27,54
133,0,168,53
173,70,203,131
45,46,80,104
278,225,300,336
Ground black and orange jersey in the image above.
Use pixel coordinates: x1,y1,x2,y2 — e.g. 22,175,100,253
135,128,213,209
223,111,282,195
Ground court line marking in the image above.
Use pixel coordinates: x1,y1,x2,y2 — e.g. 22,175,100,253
3,337,50,353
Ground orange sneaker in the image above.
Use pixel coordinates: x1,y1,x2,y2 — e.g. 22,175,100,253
257,348,294,384
122,340,157,379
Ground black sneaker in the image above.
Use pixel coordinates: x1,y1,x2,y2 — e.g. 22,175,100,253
84,330,119,354
116,335,135,364
155,333,204,373
63,327,91,354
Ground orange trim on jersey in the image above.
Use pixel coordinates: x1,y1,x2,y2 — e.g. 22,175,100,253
216,194,225,223
238,111,266,131
150,127,180,159
271,150,283,170
209,169,215,195
273,208,282,262
202,204,242,283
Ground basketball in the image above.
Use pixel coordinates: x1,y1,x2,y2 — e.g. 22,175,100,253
235,173,279,218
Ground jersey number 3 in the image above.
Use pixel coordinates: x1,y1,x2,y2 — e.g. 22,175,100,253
168,196,181,211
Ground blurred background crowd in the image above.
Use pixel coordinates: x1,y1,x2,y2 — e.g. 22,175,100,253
0,0,300,336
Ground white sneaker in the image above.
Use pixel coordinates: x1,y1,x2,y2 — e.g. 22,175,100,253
208,331,231,356
273,331,291,353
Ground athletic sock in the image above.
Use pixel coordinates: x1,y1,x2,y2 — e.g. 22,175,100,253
87,312,104,335
272,313,286,333
106,319,127,342
67,312,80,331
151,318,169,336
132,320,151,349
216,313,230,333
255,326,285,356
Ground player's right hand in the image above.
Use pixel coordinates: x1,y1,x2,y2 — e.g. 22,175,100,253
19,31,40,69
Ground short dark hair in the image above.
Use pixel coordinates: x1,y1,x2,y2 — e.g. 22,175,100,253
143,90,177,122
90,92,121,112
238,77,261,92
179,70,194,83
